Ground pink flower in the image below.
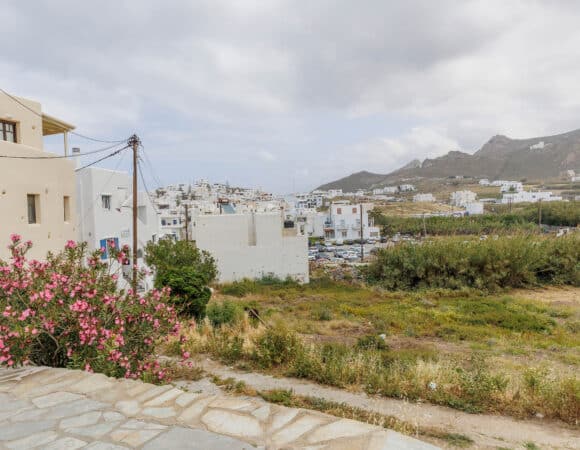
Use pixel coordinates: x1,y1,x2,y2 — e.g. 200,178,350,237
9,234,21,243
65,240,77,249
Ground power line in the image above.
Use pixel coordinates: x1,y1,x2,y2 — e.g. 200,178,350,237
0,88,125,144
75,145,130,172
139,145,164,188
0,141,126,160
137,159,160,215
79,148,129,225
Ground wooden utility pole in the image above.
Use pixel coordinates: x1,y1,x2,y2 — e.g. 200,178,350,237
129,134,141,294
360,204,364,262
184,204,189,242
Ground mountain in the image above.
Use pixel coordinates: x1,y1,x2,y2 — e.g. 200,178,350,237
317,171,386,192
317,129,580,191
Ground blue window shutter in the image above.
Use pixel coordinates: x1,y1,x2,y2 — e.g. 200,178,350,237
99,239,108,259
114,238,119,250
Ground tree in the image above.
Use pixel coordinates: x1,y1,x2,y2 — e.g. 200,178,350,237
145,238,217,318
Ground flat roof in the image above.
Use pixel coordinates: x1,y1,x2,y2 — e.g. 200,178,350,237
42,113,75,136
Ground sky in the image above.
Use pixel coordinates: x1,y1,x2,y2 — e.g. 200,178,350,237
3,0,580,193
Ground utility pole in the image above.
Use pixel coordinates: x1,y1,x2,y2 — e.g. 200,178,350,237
538,198,542,230
184,204,189,242
360,204,364,262
422,213,427,237
129,134,141,294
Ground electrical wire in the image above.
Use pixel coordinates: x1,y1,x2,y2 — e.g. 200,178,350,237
137,159,160,214
75,145,130,172
78,148,129,225
0,141,126,159
139,145,164,188
0,88,126,144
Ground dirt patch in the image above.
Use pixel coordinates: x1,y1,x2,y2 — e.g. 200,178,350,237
511,286,580,307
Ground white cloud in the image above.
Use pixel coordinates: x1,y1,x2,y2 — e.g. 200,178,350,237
2,0,580,192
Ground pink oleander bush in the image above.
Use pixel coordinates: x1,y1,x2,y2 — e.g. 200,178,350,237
0,235,184,382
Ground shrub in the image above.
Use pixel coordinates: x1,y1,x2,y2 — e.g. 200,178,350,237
312,308,333,321
206,300,244,327
364,234,580,291
145,238,217,318
252,323,302,368
356,334,389,350
156,267,211,319
145,238,217,281
0,236,181,381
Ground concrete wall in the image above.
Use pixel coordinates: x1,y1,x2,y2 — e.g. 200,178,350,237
0,95,44,149
191,213,309,283
0,96,76,261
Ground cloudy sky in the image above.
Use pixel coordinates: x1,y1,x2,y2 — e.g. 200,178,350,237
3,0,580,193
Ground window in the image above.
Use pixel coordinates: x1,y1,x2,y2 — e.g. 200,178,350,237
63,196,70,222
341,231,347,237
101,195,111,210
99,237,119,260
27,194,39,224
336,208,342,215
352,207,357,214
0,120,16,143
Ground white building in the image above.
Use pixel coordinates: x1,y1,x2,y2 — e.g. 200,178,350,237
500,181,524,193
479,179,490,186
398,184,416,192
465,202,484,215
500,191,563,204
76,167,160,291
296,210,326,238
450,190,477,207
372,186,398,195
413,193,435,202
190,212,308,283
326,189,343,198
295,192,324,209
324,201,380,242
159,210,183,240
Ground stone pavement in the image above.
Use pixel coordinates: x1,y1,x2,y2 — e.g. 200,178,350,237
0,367,438,449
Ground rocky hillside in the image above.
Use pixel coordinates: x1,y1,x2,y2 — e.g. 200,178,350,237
317,129,580,191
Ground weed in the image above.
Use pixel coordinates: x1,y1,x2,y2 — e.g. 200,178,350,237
206,300,244,327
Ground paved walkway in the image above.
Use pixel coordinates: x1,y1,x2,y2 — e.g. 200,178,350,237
0,367,438,449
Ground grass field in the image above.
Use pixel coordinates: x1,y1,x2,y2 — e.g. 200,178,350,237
169,279,580,425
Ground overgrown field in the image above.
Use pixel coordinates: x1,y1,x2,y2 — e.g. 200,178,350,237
365,234,580,291
372,201,579,235
166,280,580,425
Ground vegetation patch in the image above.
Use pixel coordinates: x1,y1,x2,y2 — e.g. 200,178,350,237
364,234,579,291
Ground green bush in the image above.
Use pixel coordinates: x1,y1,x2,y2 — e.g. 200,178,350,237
156,267,211,318
364,234,580,291
206,300,244,327
145,238,217,318
252,323,302,368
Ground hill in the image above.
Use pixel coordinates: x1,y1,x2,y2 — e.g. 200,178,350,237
317,128,580,191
